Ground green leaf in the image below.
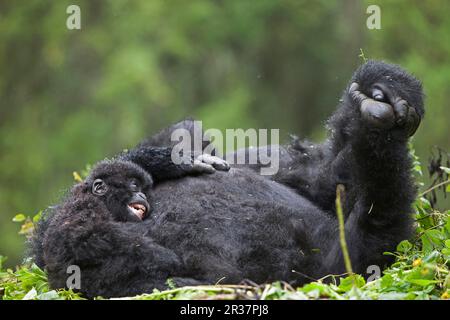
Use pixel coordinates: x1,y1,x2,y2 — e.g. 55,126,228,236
338,275,365,292
396,240,412,253
421,235,433,253
421,230,445,252
378,292,416,300
419,197,432,210
442,248,450,258
440,166,450,174
380,274,394,288
413,165,423,176
12,214,26,223
33,211,43,223
300,282,328,293
423,250,440,262
407,279,439,286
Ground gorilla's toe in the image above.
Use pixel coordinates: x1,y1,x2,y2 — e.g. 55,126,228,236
392,98,420,136
349,82,395,129
349,82,421,136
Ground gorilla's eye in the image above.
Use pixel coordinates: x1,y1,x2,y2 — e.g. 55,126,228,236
92,179,108,196
371,88,385,101
129,179,140,192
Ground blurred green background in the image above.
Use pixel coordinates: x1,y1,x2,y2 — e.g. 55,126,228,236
0,0,449,266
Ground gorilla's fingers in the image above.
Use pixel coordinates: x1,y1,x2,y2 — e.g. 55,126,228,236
348,82,369,105
192,159,216,174
350,82,396,129
197,154,230,171
392,98,420,136
393,98,409,126
190,154,230,174
406,106,421,137
349,82,359,93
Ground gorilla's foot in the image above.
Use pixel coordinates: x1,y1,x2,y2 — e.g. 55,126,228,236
349,82,421,137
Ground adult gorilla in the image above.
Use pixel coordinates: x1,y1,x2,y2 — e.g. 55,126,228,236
32,61,424,298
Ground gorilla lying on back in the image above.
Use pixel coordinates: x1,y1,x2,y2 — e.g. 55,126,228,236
32,61,424,298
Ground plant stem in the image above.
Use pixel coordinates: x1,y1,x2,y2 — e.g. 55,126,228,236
335,184,354,276
419,179,450,197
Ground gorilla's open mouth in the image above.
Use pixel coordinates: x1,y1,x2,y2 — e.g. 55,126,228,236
127,202,148,220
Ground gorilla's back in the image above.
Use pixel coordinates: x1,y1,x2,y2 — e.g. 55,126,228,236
147,168,329,284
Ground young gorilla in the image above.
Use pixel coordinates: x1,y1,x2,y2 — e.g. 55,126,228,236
33,160,184,297
32,61,424,298
31,145,230,281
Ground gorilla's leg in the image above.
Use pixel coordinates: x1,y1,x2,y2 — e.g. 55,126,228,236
317,61,424,275
258,62,423,215
232,61,424,276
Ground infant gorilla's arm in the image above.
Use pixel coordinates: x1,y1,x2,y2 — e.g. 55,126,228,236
119,146,229,183
114,118,229,182
125,118,229,180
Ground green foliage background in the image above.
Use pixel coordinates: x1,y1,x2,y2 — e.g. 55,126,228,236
0,0,449,267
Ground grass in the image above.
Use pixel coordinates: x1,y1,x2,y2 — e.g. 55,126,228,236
1,151,449,300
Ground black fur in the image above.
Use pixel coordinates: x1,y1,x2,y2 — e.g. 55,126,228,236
31,61,424,298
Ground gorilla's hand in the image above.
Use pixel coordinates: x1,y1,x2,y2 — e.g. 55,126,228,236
349,82,421,137
192,154,230,174
119,146,230,182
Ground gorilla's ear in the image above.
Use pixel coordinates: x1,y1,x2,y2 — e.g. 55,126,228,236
92,179,108,196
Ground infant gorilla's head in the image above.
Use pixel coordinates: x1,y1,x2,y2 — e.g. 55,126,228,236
84,160,153,222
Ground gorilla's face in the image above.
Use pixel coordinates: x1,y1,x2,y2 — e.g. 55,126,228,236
87,160,153,222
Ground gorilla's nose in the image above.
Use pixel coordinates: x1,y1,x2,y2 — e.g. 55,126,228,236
137,192,147,201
